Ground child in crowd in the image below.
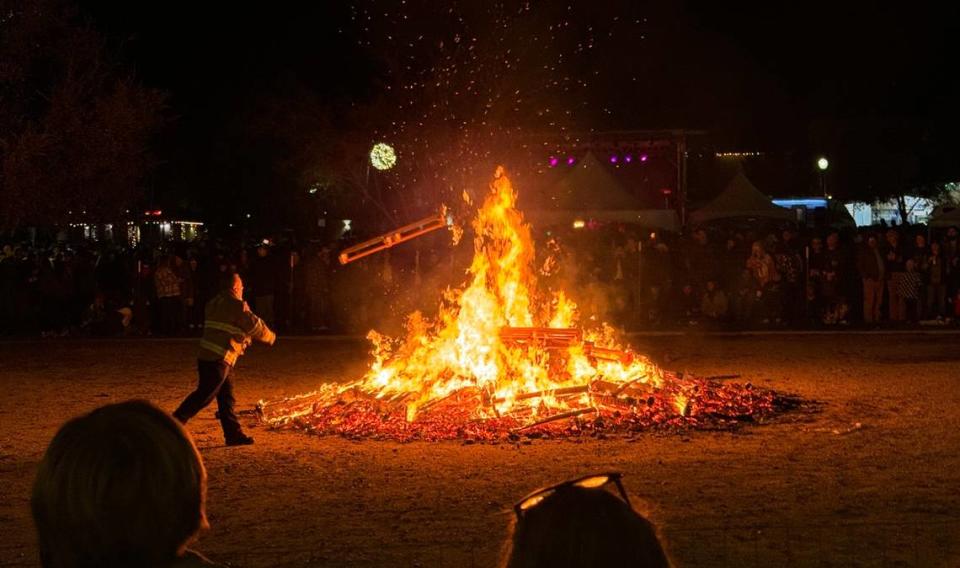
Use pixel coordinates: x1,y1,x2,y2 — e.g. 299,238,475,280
32,401,223,567
701,280,729,322
900,259,923,322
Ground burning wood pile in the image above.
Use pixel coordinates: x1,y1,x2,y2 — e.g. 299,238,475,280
259,167,797,442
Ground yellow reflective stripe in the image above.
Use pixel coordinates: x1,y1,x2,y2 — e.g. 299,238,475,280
205,320,244,335
198,339,228,357
262,327,276,344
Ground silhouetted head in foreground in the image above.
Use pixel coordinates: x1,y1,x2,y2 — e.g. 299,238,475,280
503,474,670,568
32,400,208,568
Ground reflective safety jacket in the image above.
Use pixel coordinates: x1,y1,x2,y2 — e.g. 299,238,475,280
197,291,276,366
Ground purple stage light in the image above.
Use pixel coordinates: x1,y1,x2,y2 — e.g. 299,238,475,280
549,156,559,167
567,156,576,165
609,155,618,164
640,154,649,162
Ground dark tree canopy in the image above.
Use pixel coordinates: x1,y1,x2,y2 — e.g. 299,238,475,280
0,0,165,232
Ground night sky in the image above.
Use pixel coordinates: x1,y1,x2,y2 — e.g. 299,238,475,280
76,1,960,221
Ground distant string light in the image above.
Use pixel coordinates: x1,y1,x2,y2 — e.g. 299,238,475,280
715,151,764,158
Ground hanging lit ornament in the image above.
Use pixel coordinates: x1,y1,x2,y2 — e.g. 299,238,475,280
370,142,397,170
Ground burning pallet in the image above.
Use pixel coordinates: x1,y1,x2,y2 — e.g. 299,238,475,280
338,208,450,265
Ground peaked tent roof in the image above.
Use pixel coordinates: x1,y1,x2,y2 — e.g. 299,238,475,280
690,171,796,224
523,152,678,230
547,151,647,210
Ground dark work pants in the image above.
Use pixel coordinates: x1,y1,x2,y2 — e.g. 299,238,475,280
174,360,243,440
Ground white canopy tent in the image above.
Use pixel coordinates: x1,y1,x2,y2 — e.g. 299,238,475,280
929,206,960,228
690,171,796,225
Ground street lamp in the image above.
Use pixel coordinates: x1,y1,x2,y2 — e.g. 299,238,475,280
816,156,829,197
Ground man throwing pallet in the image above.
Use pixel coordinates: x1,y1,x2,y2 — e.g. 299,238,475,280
174,273,275,446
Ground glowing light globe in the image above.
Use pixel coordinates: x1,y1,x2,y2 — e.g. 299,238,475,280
817,157,829,171
370,143,397,170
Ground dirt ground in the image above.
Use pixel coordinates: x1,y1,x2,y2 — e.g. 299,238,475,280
2,333,960,567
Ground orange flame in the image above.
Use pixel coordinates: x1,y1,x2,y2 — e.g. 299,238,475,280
334,167,663,423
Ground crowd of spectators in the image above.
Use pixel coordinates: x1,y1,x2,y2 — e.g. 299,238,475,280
558,223,960,329
2,222,959,337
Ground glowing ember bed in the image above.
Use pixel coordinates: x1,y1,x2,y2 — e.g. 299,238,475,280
259,168,802,441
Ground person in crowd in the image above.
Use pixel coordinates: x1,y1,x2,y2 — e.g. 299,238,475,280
133,256,156,335
924,240,947,319
94,248,127,304
0,244,20,334
683,227,717,293
857,234,886,324
72,249,98,327
883,229,907,322
774,229,804,324
281,249,300,332
154,254,184,335
732,268,754,324
610,240,640,325
80,293,128,336
173,273,276,446
642,238,672,326
31,400,222,567
745,240,779,323
305,245,333,331
502,473,671,568
700,279,728,323
900,258,923,322
38,249,68,336
910,234,930,319
806,236,826,321
942,227,960,310
248,244,276,326
720,236,744,293
57,249,80,327
184,256,204,330
674,283,700,326
820,232,849,325
911,233,929,263
620,236,641,326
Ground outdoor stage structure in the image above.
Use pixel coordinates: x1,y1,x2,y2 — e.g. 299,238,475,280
259,168,798,441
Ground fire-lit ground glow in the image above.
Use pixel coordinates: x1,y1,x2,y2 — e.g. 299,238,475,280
259,167,801,441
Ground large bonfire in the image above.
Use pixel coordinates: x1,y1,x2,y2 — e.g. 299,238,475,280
259,167,795,441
